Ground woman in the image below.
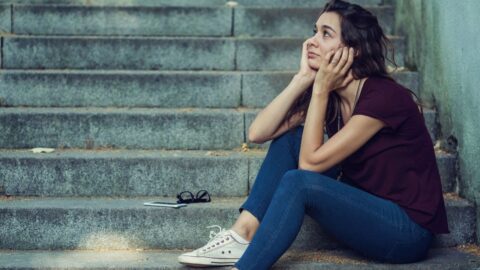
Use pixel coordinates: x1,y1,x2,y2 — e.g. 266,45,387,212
178,0,450,268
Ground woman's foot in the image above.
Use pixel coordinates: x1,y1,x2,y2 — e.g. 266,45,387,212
177,225,250,267
230,224,253,242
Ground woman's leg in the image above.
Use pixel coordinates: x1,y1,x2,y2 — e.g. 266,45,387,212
238,125,339,223
232,126,305,241
234,169,433,270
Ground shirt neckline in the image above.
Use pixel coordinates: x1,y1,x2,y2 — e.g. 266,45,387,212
340,76,372,126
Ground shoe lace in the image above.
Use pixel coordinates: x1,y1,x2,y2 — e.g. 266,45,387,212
206,224,228,245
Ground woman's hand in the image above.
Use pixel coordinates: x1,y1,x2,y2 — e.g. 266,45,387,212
295,40,317,85
313,46,355,94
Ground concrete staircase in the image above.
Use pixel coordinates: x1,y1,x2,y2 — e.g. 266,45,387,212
0,0,479,268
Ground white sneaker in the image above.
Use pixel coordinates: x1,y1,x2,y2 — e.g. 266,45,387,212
178,224,250,267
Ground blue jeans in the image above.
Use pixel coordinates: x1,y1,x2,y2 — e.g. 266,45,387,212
235,125,433,269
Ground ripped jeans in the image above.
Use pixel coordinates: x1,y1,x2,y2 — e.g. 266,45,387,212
235,125,433,270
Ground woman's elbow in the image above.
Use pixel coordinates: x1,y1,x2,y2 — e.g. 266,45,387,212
298,161,324,172
248,130,264,144
298,158,311,171
298,154,327,172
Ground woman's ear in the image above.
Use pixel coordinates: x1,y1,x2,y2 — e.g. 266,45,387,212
354,49,359,58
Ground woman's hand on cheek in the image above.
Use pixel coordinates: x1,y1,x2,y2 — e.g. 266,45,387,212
313,46,355,94
296,40,317,84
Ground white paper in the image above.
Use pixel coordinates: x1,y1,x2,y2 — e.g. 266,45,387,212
143,201,187,208
31,147,55,153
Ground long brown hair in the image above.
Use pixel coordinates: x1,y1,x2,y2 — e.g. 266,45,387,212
282,0,424,131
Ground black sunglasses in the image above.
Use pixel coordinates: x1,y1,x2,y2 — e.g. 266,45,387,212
176,190,211,204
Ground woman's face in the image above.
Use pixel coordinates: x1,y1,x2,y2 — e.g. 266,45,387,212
307,11,345,70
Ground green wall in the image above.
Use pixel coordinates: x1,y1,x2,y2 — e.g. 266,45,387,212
393,0,480,241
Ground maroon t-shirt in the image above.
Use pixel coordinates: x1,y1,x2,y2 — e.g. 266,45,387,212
326,75,450,234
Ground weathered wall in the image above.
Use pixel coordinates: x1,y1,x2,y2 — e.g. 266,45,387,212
393,0,480,241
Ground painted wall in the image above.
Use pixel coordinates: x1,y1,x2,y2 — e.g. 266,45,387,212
393,0,480,241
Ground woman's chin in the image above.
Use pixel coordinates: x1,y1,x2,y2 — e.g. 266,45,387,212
307,59,320,70
308,63,319,71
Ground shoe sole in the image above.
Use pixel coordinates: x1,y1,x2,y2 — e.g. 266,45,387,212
178,255,239,267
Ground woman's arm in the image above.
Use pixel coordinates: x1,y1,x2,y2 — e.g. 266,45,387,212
299,46,384,172
250,109,304,144
299,47,353,166
299,113,385,172
248,74,311,144
248,39,317,144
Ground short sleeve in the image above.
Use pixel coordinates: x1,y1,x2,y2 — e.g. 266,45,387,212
352,83,411,132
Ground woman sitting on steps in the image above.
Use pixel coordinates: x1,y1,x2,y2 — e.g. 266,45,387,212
178,0,450,269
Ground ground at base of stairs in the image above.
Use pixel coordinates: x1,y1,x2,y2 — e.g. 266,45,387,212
0,247,479,269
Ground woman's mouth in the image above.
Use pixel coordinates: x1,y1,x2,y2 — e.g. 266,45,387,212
308,52,319,59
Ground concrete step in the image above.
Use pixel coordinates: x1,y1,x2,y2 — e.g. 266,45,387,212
0,194,474,250
0,247,479,269
0,148,456,197
235,6,394,37
1,35,405,70
7,5,393,36
246,107,438,143
0,107,436,150
233,0,384,7
0,70,417,108
241,70,419,107
0,5,9,33
1,35,236,70
11,5,233,37
236,36,404,69
0,107,245,150
0,0,384,8
246,148,457,194
0,70,243,108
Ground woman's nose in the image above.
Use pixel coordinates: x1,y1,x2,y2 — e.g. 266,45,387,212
306,37,318,49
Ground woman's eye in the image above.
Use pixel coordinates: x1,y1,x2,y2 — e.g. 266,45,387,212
323,31,330,37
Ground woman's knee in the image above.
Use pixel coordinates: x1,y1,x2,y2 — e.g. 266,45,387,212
282,169,331,183
270,128,296,148
278,169,312,191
